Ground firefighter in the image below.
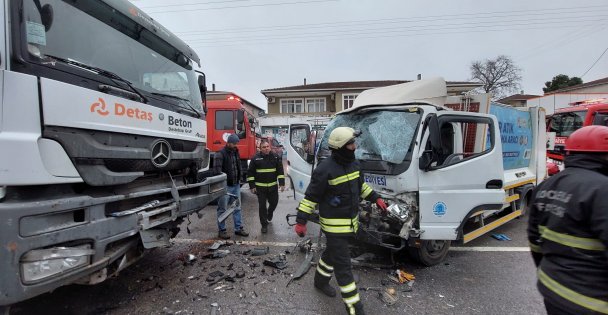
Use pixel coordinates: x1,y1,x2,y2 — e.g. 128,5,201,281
294,127,388,315
528,125,608,315
247,139,285,233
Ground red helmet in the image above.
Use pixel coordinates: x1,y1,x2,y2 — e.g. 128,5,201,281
565,125,608,152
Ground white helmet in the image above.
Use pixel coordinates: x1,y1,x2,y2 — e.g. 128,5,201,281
328,127,360,149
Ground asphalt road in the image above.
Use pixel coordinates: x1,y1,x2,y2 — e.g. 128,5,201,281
9,187,546,315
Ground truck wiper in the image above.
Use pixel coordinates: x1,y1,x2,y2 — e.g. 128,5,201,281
43,54,148,104
150,92,202,118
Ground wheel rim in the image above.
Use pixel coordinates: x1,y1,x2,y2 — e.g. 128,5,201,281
425,240,448,258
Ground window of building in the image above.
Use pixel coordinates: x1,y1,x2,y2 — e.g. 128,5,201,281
306,98,326,113
343,94,358,110
280,99,304,113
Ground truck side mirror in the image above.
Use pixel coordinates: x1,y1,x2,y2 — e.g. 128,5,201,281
427,114,441,153
419,150,433,171
419,114,441,171
236,109,244,124
197,74,207,113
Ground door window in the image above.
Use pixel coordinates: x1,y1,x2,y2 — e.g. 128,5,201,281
290,125,311,161
428,116,494,168
215,110,234,130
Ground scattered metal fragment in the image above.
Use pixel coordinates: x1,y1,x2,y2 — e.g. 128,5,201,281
380,287,398,305
187,254,197,263
209,241,226,250
251,247,269,256
235,270,246,278
210,303,219,315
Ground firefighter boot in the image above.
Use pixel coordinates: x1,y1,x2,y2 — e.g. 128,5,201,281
314,271,336,297
345,301,365,315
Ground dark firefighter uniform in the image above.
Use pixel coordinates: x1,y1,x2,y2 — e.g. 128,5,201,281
296,157,379,314
247,151,285,227
528,153,608,315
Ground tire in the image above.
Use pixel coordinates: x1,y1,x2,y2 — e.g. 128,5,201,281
520,192,532,217
408,240,451,266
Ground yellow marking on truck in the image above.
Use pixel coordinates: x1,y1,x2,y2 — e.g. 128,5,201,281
503,179,536,190
505,194,520,203
463,210,522,243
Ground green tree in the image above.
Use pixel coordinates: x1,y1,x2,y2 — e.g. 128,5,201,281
543,74,583,93
470,55,522,99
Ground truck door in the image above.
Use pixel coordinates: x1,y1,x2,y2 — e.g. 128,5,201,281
287,124,316,200
417,112,504,241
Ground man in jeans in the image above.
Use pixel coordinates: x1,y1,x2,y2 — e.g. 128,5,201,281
213,134,249,239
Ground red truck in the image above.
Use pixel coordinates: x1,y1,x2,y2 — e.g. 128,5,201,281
547,98,608,163
205,97,258,181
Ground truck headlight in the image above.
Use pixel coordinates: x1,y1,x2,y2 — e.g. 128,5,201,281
387,203,410,222
21,245,93,283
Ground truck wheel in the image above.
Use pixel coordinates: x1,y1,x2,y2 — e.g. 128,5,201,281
408,240,450,266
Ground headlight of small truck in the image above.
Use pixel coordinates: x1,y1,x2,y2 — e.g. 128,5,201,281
21,245,93,283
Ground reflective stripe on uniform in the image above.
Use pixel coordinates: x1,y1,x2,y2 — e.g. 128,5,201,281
321,222,359,234
529,242,542,253
343,293,360,305
255,182,277,187
298,198,316,214
257,168,277,173
360,182,372,199
539,226,606,251
247,177,255,181
318,258,333,271
277,175,285,179
316,265,332,278
320,217,359,233
328,171,360,186
538,269,608,314
340,281,357,294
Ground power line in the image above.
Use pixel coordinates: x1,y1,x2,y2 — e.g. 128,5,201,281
184,16,608,44
138,0,249,10
581,46,608,78
143,0,338,14
189,21,602,48
179,9,608,38
518,23,608,61
170,4,608,35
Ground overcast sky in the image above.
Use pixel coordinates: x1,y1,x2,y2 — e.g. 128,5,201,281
131,0,608,110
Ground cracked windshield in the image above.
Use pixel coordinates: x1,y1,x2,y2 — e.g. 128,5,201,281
321,110,421,164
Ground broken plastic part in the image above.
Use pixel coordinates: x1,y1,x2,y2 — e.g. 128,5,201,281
251,247,269,256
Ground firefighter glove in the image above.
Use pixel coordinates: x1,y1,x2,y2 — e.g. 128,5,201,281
376,198,388,214
295,223,307,237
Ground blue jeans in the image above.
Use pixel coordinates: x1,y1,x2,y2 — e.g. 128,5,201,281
217,184,243,232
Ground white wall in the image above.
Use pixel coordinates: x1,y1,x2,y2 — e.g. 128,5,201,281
527,94,608,115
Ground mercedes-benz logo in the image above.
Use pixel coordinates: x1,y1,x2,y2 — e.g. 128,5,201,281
150,139,171,168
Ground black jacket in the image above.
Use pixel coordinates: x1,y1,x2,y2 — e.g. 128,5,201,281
527,154,608,314
247,152,285,189
296,155,379,236
213,147,243,186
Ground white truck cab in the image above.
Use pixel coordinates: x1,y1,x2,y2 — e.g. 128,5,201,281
0,0,225,306
287,78,546,265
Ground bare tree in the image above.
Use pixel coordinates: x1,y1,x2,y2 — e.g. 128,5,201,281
470,55,522,99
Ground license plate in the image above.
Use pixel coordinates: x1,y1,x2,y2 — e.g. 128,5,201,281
364,174,386,186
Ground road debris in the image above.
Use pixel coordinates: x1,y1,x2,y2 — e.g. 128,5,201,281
251,247,269,256
380,287,399,305
396,269,415,283
208,241,226,250
210,303,219,315
491,233,512,241
263,255,288,270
